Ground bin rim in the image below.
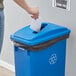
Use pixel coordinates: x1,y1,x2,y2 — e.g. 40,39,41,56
10,22,71,46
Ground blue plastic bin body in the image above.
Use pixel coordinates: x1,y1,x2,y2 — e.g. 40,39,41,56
11,23,70,76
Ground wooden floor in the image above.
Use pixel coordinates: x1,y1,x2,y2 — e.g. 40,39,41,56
0,66,15,76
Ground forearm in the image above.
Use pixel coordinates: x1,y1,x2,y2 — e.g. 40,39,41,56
13,0,39,19
13,0,30,12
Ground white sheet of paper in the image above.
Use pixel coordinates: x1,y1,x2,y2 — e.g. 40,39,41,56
30,17,43,32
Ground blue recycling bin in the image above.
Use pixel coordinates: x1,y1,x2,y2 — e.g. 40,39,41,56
10,23,70,76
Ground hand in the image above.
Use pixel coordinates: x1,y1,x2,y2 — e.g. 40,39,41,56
27,6,39,19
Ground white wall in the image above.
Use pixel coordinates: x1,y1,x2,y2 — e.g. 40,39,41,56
1,0,76,76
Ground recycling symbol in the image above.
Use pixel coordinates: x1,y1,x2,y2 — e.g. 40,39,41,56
49,54,57,64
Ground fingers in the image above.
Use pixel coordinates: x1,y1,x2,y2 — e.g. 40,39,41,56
28,6,39,19
31,14,39,19
31,11,39,19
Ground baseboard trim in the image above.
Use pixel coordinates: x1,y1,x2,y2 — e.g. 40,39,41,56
0,60,15,72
